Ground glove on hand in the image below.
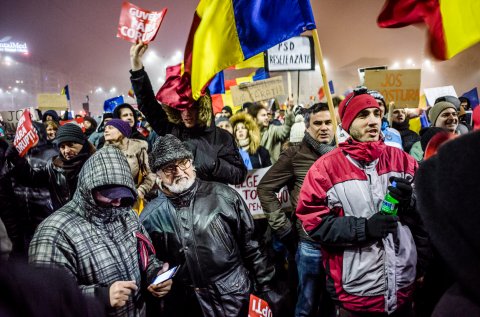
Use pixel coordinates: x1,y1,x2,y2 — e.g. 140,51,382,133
366,213,398,239
388,176,413,207
5,145,22,165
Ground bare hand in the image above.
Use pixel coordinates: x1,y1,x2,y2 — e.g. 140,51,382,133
109,280,138,307
147,262,173,298
130,41,148,71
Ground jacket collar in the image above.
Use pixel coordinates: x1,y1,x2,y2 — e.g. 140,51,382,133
338,137,386,163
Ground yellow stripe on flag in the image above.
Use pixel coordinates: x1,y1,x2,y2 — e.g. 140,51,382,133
235,53,264,69
441,0,480,59
192,0,244,100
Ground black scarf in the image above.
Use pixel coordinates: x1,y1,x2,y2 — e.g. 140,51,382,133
55,143,92,193
166,179,199,208
303,132,336,156
392,119,410,132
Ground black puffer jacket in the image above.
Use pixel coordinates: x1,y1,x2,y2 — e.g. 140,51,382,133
140,179,275,316
130,68,247,185
392,119,420,153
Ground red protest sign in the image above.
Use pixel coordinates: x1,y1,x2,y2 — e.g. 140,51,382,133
13,109,39,157
249,294,272,317
59,117,85,132
116,1,167,44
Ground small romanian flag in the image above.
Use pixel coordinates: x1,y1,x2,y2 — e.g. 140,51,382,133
61,85,70,101
377,0,480,60
128,87,135,99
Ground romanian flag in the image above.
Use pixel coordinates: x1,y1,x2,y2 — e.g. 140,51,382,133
157,0,315,108
377,0,480,60
61,85,70,101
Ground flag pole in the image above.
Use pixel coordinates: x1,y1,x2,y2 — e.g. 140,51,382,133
312,29,338,146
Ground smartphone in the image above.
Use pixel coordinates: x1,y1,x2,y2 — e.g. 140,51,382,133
152,265,179,285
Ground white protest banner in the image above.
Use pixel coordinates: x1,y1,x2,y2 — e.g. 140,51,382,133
13,109,39,157
266,36,314,71
230,76,285,106
424,85,457,107
117,1,167,44
230,167,290,219
1,107,38,138
37,94,68,111
364,69,421,108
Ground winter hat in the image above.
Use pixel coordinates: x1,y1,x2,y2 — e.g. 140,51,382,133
149,134,193,173
222,106,233,116
434,95,460,110
105,119,131,138
338,89,380,132
93,184,135,206
289,114,306,143
428,101,456,126
367,90,386,109
54,123,85,145
215,116,229,126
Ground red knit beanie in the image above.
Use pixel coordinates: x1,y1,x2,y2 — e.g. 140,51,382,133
338,91,380,132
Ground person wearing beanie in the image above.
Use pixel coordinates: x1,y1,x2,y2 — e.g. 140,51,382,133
428,101,460,134
230,112,271,170
6,123,96,211
415,132,480,316
258,102,336,317
129,42,247,185
82,116,98,138
112,103,148,142
141,134,276,317
221,106,233,118
296,87,429,315
41,110,60,124
289,114,306,144
214,116,233,134
29,146,171,317
88,113,113,148
104,119,155,211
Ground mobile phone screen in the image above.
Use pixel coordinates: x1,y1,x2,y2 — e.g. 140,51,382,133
152,266,179,285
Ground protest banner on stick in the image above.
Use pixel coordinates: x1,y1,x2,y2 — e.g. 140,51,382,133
13,109,39,157
117,1,167,44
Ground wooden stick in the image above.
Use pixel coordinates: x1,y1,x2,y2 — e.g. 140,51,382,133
312,29,339,146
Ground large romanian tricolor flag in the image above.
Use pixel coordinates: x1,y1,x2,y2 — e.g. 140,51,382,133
157,0,315,108
377,0,480,60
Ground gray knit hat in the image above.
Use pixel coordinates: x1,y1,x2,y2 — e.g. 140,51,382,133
428,101,456,126
149,134,193,173
54,123,85,145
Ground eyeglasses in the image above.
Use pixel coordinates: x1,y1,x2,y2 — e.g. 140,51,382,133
160,159,192,176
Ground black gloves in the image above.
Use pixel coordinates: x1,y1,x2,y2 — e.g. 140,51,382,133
388,177,413,207
5,145,22,165
366,213,398,239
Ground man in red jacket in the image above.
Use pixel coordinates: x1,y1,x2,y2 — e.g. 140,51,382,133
296,87,429,316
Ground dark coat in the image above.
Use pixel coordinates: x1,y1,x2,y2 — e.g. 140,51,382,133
392,119,420,153
249,146,271,169
130,68,247,185
140,179,275,317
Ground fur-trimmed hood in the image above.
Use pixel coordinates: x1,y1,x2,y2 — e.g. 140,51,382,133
229,112,261,155
162,94,213,129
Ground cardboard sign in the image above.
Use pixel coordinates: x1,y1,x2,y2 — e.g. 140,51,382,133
13,109,39,157
230,167,291,219
364,69,421,108
59,117,85,132
37,94,68,111
266,36,314,71
231,77,285,106
1,107,39,138
117,1,167,44
424,85,457,107
248,294,272,317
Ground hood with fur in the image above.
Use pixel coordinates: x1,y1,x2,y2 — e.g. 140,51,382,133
229,112,260,155
162,93,212,129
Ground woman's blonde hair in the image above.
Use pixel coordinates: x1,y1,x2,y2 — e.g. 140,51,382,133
230,112,261,155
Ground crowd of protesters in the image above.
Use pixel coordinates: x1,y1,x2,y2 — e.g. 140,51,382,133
0,42,479,317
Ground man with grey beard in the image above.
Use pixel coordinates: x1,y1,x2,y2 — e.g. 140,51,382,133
140,134,276,317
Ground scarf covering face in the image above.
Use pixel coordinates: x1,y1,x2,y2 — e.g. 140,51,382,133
303,132,335,156
338,137,387,163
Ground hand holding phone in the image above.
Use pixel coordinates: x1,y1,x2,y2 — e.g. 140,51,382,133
152,265,179,285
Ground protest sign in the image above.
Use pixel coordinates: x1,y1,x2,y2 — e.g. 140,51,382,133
230,167,290,219
231,77,285,106
117,1,167,44
357,65,387,85
13,109,39,157
1,107,39,138
266,36,314,71
364,69,421,108
424,85,457,107
37,93,68,111
59,117,85,132
248,294,272,317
